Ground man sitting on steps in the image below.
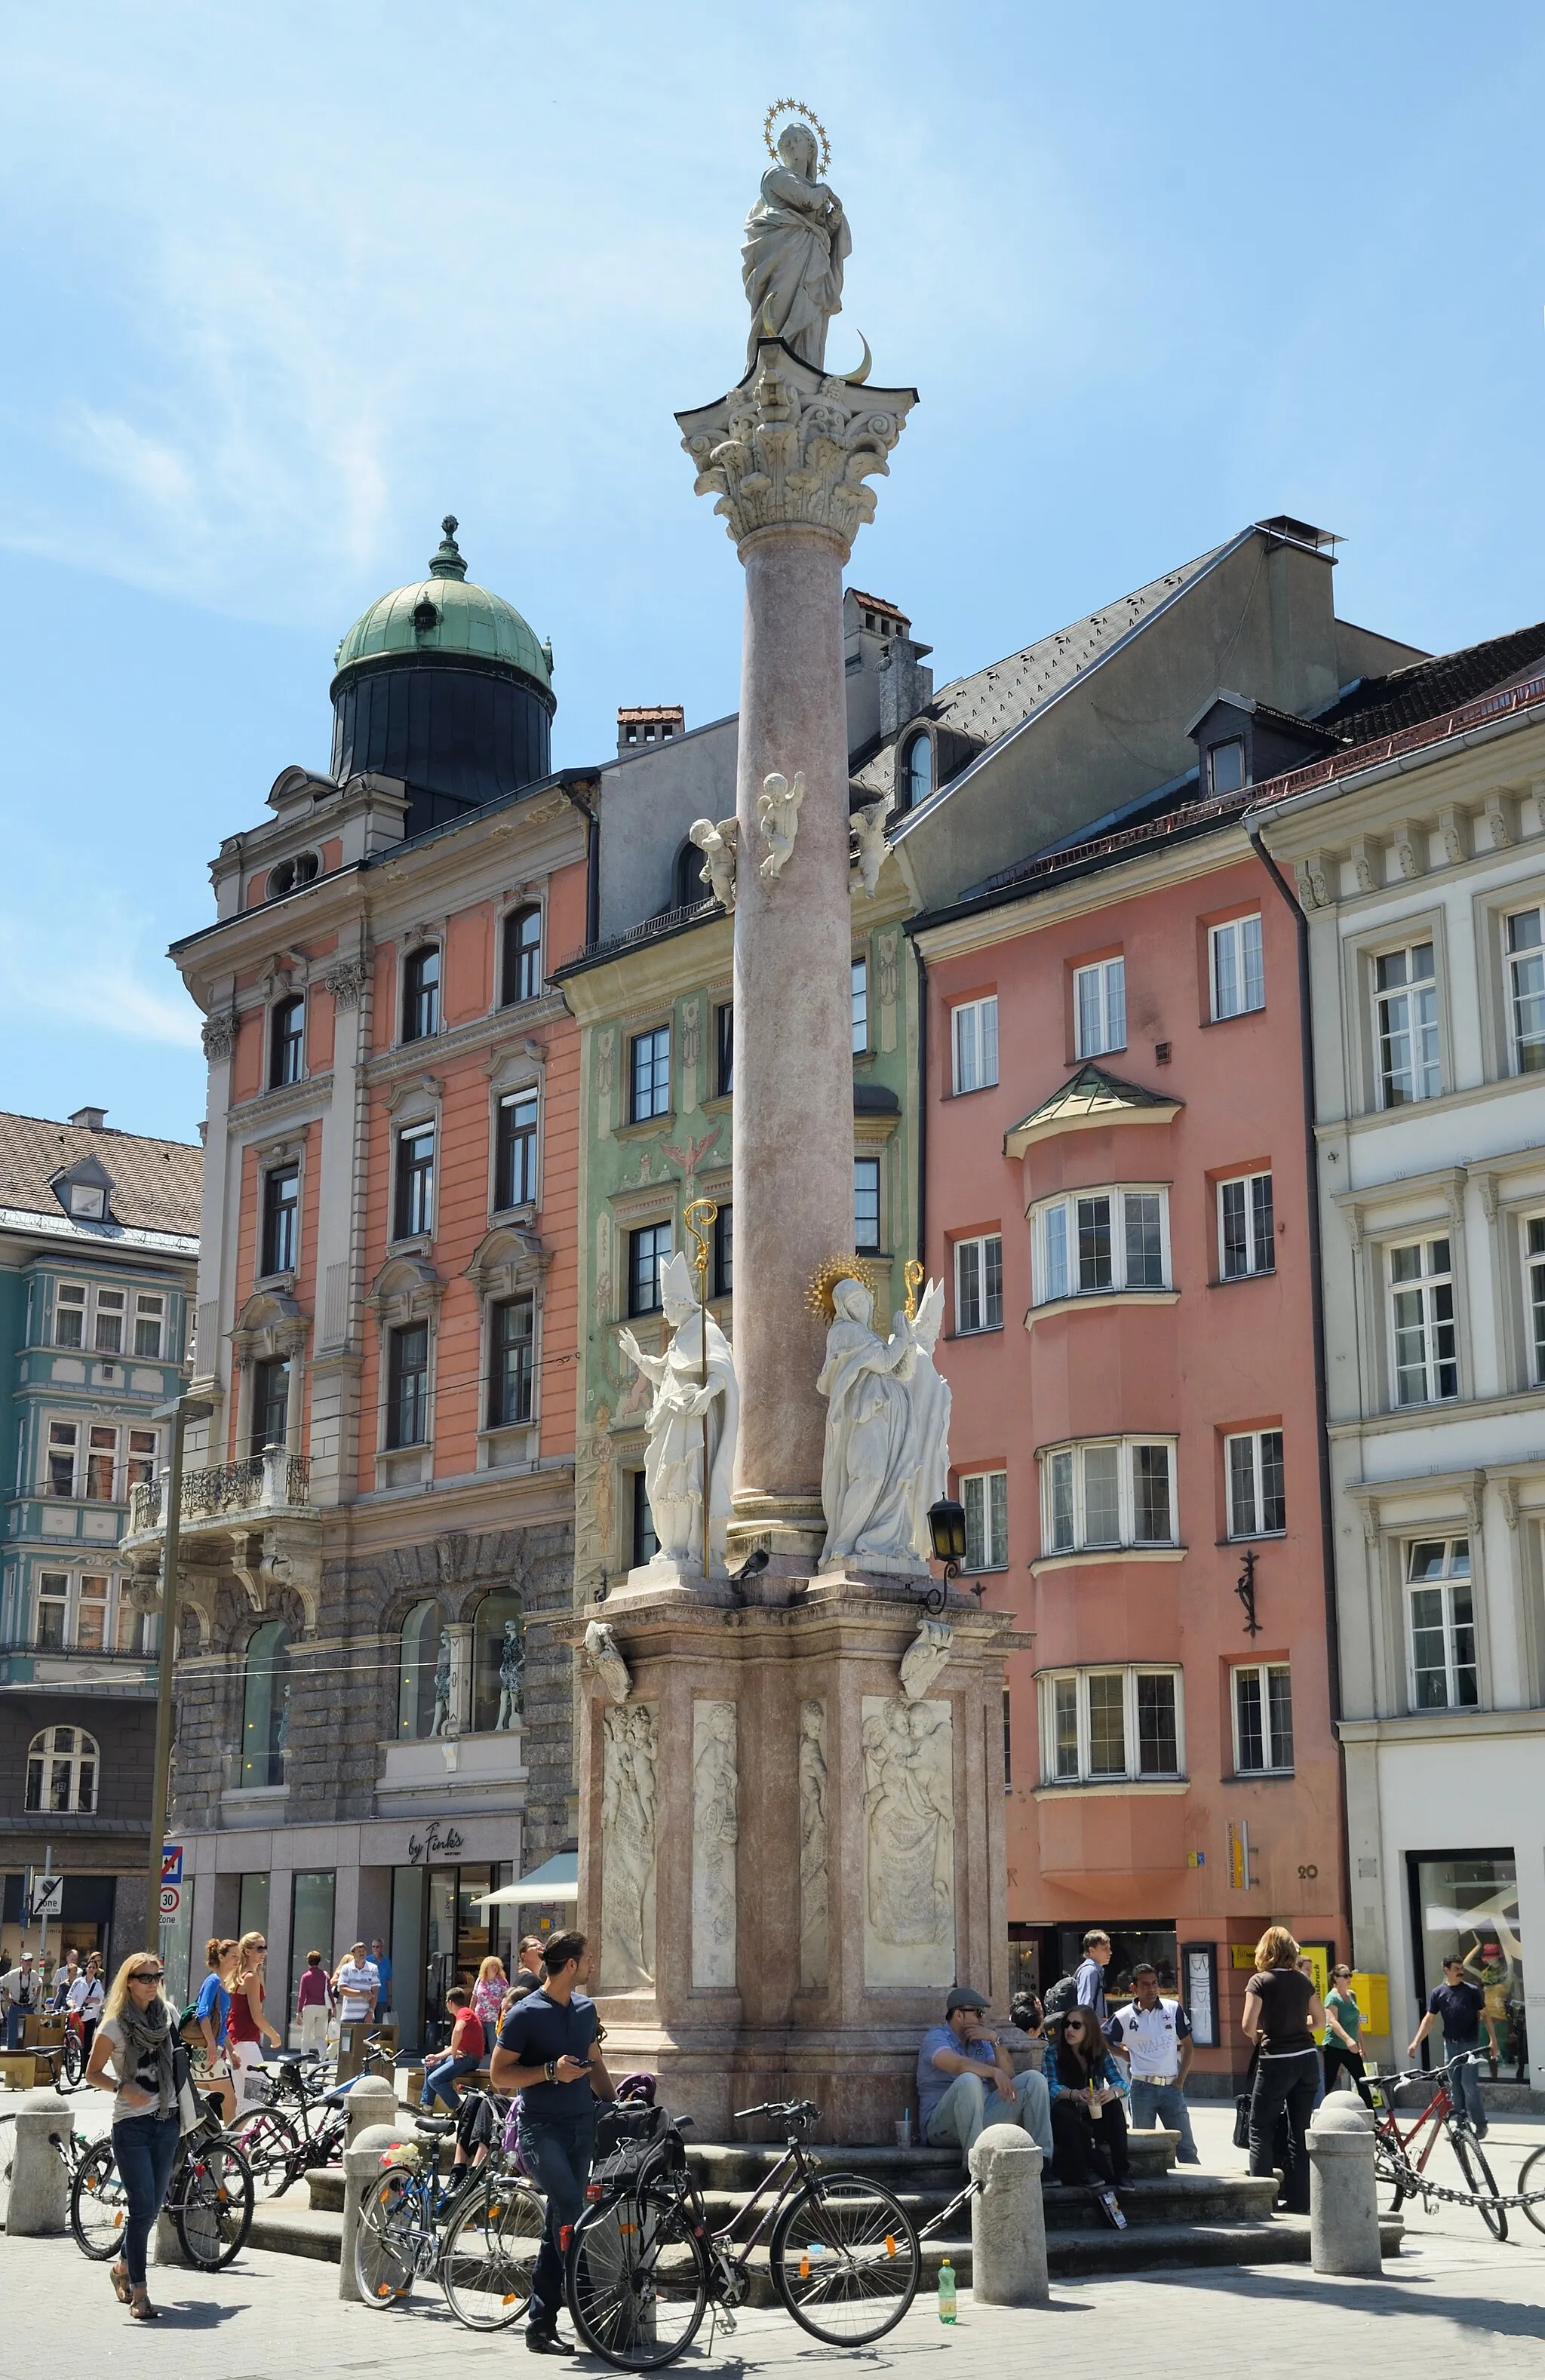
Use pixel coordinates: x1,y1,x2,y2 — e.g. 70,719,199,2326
916,1985,1054,2167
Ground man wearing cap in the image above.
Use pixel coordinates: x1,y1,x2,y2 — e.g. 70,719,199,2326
916,1986,1053,2166
2,1948,37,2050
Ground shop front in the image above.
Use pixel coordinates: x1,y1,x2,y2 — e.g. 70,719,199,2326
1406,1849,1527,2083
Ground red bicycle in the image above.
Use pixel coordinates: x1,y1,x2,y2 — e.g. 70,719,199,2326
1369,2056,1505,2240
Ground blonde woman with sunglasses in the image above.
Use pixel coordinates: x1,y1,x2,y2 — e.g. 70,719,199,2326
84,1953,180,2320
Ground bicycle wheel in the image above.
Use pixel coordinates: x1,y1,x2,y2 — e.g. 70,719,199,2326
176,2138,256,2268
440,2176,544,2330
1516,2144,1545,2237
60,2031,84,2090
1450,2125,1507,2242
769,2170,920,2347
71,2139,132,2261
355,2168,420,2309
567,2185,710,2370
233,2107,300,2198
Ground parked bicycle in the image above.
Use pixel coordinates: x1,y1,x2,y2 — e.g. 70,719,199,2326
566,2097,920,2369
354,2108,545,2331
234,2055,351,2197
70,2099,256,2270
1369,2054,1507,2240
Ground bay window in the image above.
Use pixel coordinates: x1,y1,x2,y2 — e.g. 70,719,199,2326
1033,1186,1169,1304
1040,1437,1178,1554
1039,1665,1184,1784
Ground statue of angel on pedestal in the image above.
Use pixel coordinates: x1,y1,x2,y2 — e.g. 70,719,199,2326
619,1250,739,1572
689,815,739,910
816,1272,951,1571
757,770,804,881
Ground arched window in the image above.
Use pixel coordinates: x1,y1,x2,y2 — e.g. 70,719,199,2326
471,1589,524,1734
673,840,702,911
269,995,305,1089
402,944,441,1043
26,1724,99,1813
398,1599,441,1740
502,905,544,1007
241,1619,291,1787
898,732,932,815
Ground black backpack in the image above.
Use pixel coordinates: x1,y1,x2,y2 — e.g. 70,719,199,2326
1043,1973,1080,2020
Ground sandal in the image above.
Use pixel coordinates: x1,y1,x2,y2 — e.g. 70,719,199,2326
110,2262,133,2305
130,2291,161,2321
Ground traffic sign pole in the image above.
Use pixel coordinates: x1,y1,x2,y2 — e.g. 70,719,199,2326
145,1393,210,1957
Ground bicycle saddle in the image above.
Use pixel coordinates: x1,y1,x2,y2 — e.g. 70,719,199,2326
414,2115,456,2137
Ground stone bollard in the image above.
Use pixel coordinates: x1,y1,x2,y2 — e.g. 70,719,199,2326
343,2074,399,2154
5,2093,72,2234
968,2122,1049,2307
339,2120,415,2302
1307,2095,1381,2275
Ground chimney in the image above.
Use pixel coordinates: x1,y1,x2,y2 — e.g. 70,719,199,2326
69,1107,108,1132
616,705,685,757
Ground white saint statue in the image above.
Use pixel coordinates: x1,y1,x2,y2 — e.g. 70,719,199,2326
619,1250,739,1571
742,122,850,371
817,1274,951,1571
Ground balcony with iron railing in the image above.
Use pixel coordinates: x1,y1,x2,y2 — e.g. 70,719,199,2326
122,1445,314,1552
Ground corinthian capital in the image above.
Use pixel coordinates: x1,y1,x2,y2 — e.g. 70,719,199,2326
201,1008,240,1061
323,957,371,1012
677,342,917,559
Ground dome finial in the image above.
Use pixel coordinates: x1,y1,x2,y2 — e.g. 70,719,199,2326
429,514,468,581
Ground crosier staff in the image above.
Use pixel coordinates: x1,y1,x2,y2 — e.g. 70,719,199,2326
683,1199,718,1577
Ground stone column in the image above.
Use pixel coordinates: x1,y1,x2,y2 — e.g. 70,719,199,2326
677,346,916,1565
969,2124,1049,2307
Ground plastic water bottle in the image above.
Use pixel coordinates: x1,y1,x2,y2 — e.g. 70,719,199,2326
899,2107,912,2148
937,2258,957,2324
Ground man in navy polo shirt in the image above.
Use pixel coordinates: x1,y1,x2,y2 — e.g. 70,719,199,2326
490,1929,614,2353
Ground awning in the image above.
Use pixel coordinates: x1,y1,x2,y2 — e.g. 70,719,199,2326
471,1852,579,1909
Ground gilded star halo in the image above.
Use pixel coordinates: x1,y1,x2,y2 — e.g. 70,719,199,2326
805,1254,880,1320
763,97,831,175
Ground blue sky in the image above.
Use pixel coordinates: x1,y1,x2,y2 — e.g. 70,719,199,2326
3,0,1543,1143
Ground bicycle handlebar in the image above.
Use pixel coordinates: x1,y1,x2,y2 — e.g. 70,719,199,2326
733,2099,820,2130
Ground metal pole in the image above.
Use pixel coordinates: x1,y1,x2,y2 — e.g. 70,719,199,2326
144,1405,190,1955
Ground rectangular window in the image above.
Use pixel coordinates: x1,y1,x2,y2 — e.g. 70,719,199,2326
1526,1215,1545,1386
952,996,1000,1093
251,1357,290,1455
395,1127,435,1242
1219,1172,1274,1279
1032,1187,1170,1304
1074,957,1126,1058
45,1422,78,1498
954,1234,1003,1333
490,1297,535,1427
54,1283,86,1348
1209,738,1246,797
85,1426,117,1500
262,1164,300,1276
631,1470,659,1567
1506,906,1545,1074
1040,1666,1184,1784
1389,1236,1458,1405
36,1572,69,1650
402,944,441,1043
1210,914,1264,1020
126,1428,157,1488
628,1222,673,1317
1226,1428,1285,1538
1406,1537,1476,1709
502,905,544,1007
496,1092,539,1211
960,1469,1008,1571
386,1322,430,1449
134,1294,165,1359
270,994,305,1088
714,1204,733,1299
852,957,869,1055
1040,1439,1178,1554
714,1003,733,1098
854,1157,882,1252
630,1026,671,1122
1233,1663,1295,1773
1375,941,1441,1105
94,1290,124,1354
76,1574,109,1652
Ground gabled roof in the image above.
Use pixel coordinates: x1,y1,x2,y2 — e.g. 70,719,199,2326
1318,620,1545,743
1004,1063,1182,1156
0,1112,202,1241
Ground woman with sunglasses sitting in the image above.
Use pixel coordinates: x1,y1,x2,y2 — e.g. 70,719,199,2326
1046,2004,1131,2221
84,1954,183,2320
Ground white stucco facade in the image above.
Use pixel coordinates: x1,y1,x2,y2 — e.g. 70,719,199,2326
1258,686,1545,2080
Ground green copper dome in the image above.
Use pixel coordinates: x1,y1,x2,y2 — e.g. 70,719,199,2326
332,517,553,693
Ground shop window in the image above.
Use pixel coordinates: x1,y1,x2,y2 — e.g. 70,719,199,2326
398,1599,441,1740
1408,1855,1525,2080
502,905,543,1007
1405,1537,1476,1709
241,1619,291,1788
1218,1172,1273,1279
471,1589,524,1734
25,1724,99,1813
289,1872,336,2035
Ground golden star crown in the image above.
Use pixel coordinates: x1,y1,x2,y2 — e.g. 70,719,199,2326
763,97,831,175
805,1254,881,1319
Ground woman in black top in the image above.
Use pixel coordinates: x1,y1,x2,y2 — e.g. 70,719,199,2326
1241,1925,1326,2213
1046,2006,1130,2200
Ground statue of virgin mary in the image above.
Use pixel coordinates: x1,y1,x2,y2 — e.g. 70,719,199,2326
742,121,851,371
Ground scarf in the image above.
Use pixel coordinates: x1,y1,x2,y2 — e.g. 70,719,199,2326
115,1988,178,2120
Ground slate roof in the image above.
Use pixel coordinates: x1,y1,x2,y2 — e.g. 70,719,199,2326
0,1112,202,1239
1003,1062,1182,1156
1319,620,1545,743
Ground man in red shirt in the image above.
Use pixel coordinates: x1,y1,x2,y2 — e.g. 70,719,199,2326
421,1987,484,2111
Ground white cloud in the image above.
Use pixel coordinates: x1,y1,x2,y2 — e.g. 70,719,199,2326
0,905,204,1050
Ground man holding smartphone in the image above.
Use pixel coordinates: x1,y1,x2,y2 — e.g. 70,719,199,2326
490,1930,614,2354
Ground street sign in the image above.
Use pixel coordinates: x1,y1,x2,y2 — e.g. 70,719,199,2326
160,1884,181,1916
161,1844,183,1886
30,1875,64,1923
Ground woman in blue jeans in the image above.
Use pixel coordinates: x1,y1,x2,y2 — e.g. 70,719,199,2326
84,1952,183,2320
421,1988,484,2111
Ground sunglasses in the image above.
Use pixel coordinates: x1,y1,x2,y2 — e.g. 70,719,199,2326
131,1970,164,1984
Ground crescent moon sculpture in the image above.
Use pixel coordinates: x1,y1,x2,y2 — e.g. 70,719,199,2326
834,330,872,386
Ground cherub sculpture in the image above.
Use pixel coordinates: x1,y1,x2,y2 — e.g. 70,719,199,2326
689,815,739,910
757,769,804,881
852,795,892,897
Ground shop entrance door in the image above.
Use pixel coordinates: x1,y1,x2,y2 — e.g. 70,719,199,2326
421,1866,492,2053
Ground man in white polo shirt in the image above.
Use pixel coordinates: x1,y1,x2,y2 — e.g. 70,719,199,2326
1107,1962,1199,2165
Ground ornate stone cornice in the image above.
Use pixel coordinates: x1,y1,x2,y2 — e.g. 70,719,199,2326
677,342,917,559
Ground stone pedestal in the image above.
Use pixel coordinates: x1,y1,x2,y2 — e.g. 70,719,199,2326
1307,2096,1382,2274
572,1576,1015,2145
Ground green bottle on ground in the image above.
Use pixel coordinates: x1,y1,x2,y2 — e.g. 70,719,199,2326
937,2258,957,2324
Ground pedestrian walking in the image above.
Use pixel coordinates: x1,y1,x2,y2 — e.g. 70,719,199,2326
490,1928,614,2355
296,1949,330,2054
1107,1961,1199,2163
1242,1924,1324,2213
1322,1964,1374,2105
51,1949,81,2010
1408,1954,1499,2135
228,1929,283,2108
85,1952,183,2320
69,1952,106,2056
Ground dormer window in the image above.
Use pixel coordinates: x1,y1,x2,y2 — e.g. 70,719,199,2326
69,1183,105,1218
51,1155,115,1226
266,851,319,898
413,600,439,632
1208,739,1247,797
